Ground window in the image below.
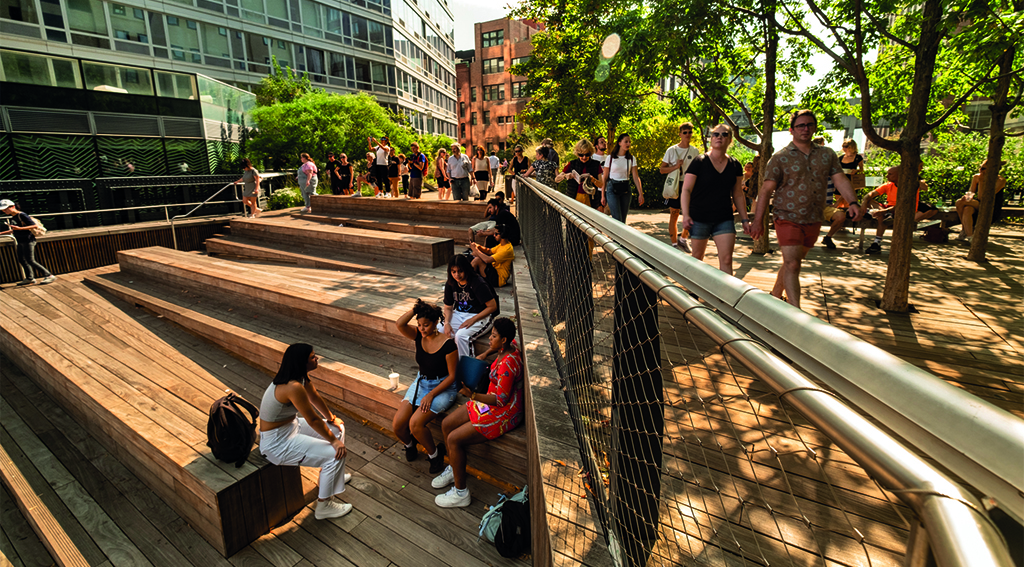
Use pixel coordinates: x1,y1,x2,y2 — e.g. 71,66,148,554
482,57,503,74
460,123,466,138
471,112,477,126
483,111,490,125
481,30,502,47
483,84,504,101
67,0,106,33
0,50,81,88
512,82,526,98
82,61,153,95
110,4,147,42
459,101,465,118
202,23,231,56
155,71,197,99
1,0,37,22
470,87,476,102
511,56,530,67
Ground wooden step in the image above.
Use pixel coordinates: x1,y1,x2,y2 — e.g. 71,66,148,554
111,246,418,354
0,281,306,557
205,236,400,276
310,194,488,225
84,270,528,487
229,218,454,268
298,213,475,244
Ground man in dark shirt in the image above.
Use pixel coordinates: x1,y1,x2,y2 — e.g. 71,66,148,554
325,153,344,196
407,142,428,199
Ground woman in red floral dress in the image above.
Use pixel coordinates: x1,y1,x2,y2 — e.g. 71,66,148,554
432,317,523,508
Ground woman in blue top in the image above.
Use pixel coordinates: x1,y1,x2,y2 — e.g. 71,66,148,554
393,299,459,474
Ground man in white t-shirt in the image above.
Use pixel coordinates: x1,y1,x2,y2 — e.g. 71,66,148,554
488,151,500,191
660,123,701,251
369,136,391,197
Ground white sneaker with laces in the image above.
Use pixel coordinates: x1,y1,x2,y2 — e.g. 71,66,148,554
435,486,471,508
432,465,454,489
314,498,353,519
41,275,56,284
344,473,351,483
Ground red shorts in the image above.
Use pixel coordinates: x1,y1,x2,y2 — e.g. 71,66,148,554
774,219,822,248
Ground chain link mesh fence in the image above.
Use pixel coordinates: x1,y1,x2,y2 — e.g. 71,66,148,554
518,182,917,567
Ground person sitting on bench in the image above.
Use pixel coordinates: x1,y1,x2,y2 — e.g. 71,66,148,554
259,343,353,520
393,300,459,474
955,160,1006,241
442,254,498,359
468,224,515,289
432,317,523,508
862,165,937,255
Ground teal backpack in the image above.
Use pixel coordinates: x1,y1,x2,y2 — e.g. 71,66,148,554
479,484,529,543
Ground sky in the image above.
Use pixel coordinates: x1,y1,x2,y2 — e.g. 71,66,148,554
450,1,513,50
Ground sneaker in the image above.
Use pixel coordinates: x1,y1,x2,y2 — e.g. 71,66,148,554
435,486,471,508
314,498,353,520
301,207,310,213
404,441,418,462
428,444,447,474
344,473,351,483
956,231,969,241
822,236,836,250
385,193,392,198
432,465,454,489
41,275,56,284
866,242,882,255
677,236,691,253
16,278,35,286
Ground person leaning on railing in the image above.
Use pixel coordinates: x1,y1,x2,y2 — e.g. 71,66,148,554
432,317,523,508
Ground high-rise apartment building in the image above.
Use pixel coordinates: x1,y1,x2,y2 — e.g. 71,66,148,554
456,18,541,153
0,0,457,137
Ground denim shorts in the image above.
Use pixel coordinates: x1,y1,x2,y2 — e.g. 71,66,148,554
402,373,457,414
689,219,736,239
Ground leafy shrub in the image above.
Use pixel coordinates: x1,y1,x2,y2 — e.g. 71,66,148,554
267,188,303,210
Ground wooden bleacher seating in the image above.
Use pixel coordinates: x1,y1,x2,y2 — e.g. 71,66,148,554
299,213,475,245
0,282,306,557
227,218,455,268
309,194,488,226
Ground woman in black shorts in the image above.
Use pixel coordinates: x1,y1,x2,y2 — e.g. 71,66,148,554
435,148,451,200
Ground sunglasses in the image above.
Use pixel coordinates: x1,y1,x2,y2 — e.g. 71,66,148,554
711,132,731,138
680,130,692,135
577,152,592,158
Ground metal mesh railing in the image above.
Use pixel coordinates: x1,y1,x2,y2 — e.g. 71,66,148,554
516,177,1012,567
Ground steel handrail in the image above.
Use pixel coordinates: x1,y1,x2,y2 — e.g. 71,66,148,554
170,182,238,250
29,200,242,218
516,175,1024,525
519,176,1015,567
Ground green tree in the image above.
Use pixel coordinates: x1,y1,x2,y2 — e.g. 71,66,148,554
254,57,320,107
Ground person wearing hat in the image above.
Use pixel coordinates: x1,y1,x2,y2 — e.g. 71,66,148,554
0,199,56,285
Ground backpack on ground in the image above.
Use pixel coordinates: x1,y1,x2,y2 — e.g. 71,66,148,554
207,393,259,468
479,485,530,557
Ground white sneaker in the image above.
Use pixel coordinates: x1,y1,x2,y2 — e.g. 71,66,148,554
678,236,691,253
16,278,35,286
435,486,471,508
315,498,353,520
385,192,392,198
344,473,351,483
41,275,56,284
432,465,454,489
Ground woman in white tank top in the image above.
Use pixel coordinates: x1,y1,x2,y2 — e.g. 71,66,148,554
259,343,354,520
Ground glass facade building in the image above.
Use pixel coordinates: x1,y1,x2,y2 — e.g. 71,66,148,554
0,0,457,137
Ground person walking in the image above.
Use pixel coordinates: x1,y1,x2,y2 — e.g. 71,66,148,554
660,123,701,251
236,158,262,218
368,136,391,197
601,134,645,223
447,144,472,201
297,153,319,213
488,151,500,192
679,124,748,275
325,153,343,196
407,142,427,199
556,138,605,208
435,148,451,200
0,199,56,285
473,147,492,201
749,110,863,308
508,145,530,204
259,344,353,520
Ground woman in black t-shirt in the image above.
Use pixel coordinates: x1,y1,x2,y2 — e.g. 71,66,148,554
555,138,605,209
442,254,497,359
679,124,749,275
508,145,530,204
1,200,55,285
393,299,459,474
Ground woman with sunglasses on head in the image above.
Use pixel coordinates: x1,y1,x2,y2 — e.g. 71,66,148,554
508,145,530,203
259,344,353,520
556,139,605,208
679,124,749,275
435,148,451,200
601,133,645,223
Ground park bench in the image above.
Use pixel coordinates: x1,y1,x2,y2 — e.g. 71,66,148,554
0,280,306,557
309,194,489,225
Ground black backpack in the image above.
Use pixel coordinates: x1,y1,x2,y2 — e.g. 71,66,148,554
494,499,531,558
207,393,259,468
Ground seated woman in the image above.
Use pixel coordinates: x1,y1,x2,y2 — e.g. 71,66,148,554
393,300,459,474
956,160,1007,240
432,317,523,508
259,344,352,520
443,254,498,358
468,224,515,289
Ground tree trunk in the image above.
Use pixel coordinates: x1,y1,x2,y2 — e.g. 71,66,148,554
968,44,1015,262
879,0,943,312
753,2,777,255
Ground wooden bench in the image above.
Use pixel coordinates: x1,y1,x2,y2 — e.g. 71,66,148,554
310,195,489,225
113,246,419,355
0,282,306,557
205,235,400,276
229,217,454,268
85,269,529,487
842,209,958,250
298,213,477,245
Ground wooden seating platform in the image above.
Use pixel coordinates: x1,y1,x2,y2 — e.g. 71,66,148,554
299,212,475,245
206,235,400,276
310,194,489,225
228,217,455,268
0,278,308,557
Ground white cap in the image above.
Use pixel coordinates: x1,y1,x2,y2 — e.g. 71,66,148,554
0,199,14,210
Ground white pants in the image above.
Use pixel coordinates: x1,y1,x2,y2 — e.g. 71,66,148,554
442,310,494,358
260,418,346,500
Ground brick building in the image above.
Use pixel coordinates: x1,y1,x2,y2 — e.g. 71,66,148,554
456,18,542,154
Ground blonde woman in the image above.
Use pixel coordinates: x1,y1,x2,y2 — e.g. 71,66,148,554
555,138,604,208
435,148,451,200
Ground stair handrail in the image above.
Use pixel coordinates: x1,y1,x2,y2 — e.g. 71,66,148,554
170,182,238,250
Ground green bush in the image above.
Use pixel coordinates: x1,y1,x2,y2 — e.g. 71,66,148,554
267,188,303,210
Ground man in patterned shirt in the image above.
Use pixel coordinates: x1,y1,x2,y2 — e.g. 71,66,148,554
749,110,863,308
